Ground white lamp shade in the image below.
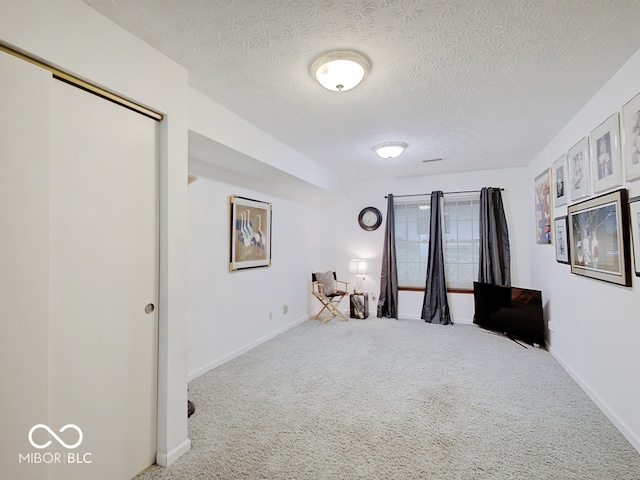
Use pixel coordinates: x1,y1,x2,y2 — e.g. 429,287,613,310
311,51,370,92
349,259,369,274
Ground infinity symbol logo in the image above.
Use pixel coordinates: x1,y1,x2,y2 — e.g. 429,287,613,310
28,424,83,450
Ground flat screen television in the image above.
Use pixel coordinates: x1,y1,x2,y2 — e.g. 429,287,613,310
473,282,545,348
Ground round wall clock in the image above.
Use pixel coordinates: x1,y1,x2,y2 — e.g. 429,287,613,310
358,207,382,231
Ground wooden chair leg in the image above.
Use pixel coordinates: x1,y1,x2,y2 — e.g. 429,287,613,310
312,294,349,323
324,298,348,322
313,304,329,320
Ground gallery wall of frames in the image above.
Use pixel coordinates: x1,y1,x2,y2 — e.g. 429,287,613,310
535,92,640,285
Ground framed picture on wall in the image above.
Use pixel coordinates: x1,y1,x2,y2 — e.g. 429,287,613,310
629,196,640,276
590,113,622,194
621,92,640,182
554,216,570,264
567,189,632,286
535,168,552,244
568,137,590,202
229,195,272,271
553,154,568,206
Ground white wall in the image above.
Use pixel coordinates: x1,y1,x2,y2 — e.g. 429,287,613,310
321,166,532,323
529,47,640,452
185,163,531,381
187,161,323,379
0,0,190,468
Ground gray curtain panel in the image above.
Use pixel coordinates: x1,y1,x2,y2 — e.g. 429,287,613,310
421,191,451,325
377,194,398,318
478,187,511,286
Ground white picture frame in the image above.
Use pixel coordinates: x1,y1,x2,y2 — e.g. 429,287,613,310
568,137,590,202
553,154,568,206
621,92,640,182
589,113,622,194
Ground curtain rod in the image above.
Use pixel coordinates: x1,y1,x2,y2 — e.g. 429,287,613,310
385,188,503,199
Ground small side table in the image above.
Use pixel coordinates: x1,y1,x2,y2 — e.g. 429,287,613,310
349,293,369,319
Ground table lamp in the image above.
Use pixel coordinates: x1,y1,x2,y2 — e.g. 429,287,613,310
349,259,369,294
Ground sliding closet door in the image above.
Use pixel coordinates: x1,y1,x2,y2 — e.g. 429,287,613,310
49,79,159,480
0,50,51,480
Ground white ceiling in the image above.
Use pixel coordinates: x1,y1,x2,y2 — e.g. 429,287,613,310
83,0,640,185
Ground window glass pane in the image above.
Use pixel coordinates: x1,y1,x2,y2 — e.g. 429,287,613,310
394,204,407,222
456,201,474,220
395,194,479,289
456,242,474,263
406,263,423,283
444,243,458,263
406,221,417,242
457,221,473,241
446,264,459,284
396,263,407,282
395,245,407,263
444,216,454,239
405,243,420,262
405,204,418,218
458,263,474,283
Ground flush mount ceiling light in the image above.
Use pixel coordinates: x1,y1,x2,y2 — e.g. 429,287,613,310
373,142,407,159
310,50,371,92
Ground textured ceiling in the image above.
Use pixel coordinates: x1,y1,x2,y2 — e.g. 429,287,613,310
83,0,640,185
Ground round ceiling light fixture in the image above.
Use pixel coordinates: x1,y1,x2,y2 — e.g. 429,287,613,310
310,50,371,92
373,142,407,159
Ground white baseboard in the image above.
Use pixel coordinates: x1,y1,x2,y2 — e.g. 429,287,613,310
187,314,311,381
156,438,191,467
549,346,640,454
453,317,474,325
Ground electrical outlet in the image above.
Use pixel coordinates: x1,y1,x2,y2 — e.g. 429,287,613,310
371,292,376,302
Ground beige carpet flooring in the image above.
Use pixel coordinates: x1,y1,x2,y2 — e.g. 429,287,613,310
136,317,640,479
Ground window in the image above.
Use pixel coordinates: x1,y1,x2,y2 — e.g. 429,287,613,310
443,196,480,289
394,194,480,290
394,197,430,287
